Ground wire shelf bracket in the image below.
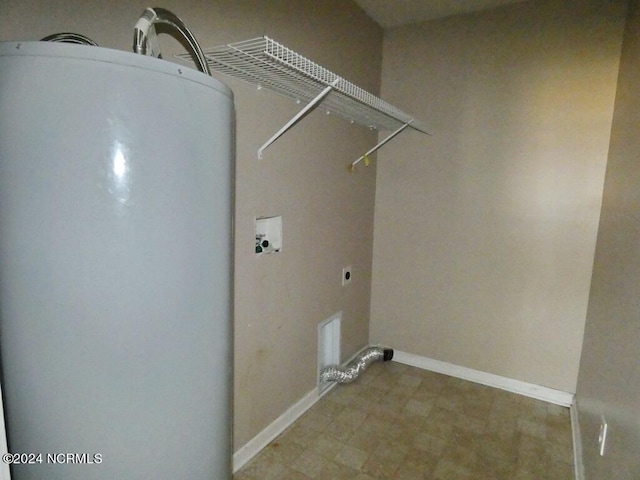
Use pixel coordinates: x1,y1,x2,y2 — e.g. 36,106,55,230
258,78,339,159
181,36,430,168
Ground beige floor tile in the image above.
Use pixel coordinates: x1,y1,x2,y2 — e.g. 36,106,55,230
280,468,313,480
404,397,435,417
234,363,574,480
398,373,423,388
432,457,474,480
360,452,402,478
317,460,360,480
290,449,328,478
261,439,305,465
334,444,370,470
312,433,346,460
345,428,382,453
413,431,448,456
235,452,287,480
395,448,438,479
352,474,376,480
284,424,324,449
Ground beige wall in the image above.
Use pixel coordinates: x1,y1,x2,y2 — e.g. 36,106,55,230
0,0,382,451
576,1,640,478
370,0,626,393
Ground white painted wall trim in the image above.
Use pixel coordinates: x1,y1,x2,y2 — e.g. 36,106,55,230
393,350,575,407
571,398,585,480
232,382,336,473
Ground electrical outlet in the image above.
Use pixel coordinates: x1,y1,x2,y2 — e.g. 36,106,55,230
598,415,608,456
342,266,352,286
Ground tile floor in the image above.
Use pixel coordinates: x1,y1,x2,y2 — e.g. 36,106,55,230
234,361,574,480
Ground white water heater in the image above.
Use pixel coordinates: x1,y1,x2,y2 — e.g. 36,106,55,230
0,42,234,479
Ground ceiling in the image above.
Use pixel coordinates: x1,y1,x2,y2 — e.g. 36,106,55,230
353,0,526,29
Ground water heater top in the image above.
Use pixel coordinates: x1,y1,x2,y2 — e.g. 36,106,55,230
0,41,233,100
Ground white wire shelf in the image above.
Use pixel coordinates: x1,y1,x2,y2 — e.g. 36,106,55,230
180,36,429,167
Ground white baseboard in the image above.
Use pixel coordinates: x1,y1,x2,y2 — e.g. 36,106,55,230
232,382,336,473
393,350,575,407
570,399,585,480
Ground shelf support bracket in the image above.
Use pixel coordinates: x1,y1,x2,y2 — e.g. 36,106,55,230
258,78,340,159
350,121,412,171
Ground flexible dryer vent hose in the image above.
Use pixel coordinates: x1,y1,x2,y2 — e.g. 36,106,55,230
320,346,393,384
133,7,211,76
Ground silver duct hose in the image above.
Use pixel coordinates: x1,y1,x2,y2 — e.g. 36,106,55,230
133,7,211,76
41,33,98,46
320,346,393,384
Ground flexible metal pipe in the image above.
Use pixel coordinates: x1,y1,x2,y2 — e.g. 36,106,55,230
133,7,211,76
320,346,393,384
